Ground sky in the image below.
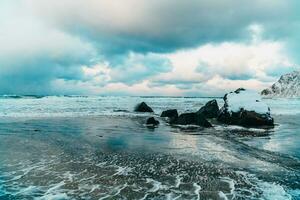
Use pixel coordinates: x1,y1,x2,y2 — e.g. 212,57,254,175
0,0,299,96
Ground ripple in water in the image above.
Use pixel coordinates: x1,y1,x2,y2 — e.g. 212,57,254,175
0,151,295,200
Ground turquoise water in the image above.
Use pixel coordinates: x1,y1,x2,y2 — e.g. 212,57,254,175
0,96,299,199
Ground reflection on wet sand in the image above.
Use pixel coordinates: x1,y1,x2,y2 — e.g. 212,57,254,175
0,116,299,199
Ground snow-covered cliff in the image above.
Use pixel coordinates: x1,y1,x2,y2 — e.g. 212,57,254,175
261,71,300,97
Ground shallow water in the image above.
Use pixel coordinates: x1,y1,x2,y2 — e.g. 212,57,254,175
0,96,299,199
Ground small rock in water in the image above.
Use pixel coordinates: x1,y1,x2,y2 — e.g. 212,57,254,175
113,109,129,113
196,99,219,118
218,88,274,127
134,102,153,112
173,112,212,128
146,117,160,126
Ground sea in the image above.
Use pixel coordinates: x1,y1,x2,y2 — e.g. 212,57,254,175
0,95,299,200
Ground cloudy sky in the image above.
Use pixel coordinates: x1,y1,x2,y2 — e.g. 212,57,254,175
0,0,299,96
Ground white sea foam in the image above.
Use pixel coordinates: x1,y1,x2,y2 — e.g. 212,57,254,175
45,181,65,194
98,183,128,200
113,184,128,196
95,161,107,167
140,193,148,200
113,166,133,176
235,171,292,200
214,124,269,132
62,172,74,182
259,182,292,200
146,178,163,193
36,193,69,200
1,156,296,200
165,193,182,200
89,184,101,193
193,183,201,200
218,191,228,200
174,175,183,188
15,186,40,196
220,177,235,195
98,194,111,200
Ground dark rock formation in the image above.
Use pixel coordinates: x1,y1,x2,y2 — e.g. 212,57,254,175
218,89,274,127
173,112,212,128
160,109,178,120
134,102,153,112
261,89,272,96
146,117,160,126
218,109,274,126
238,111,274,126
196,99,219,118
234,88,246,94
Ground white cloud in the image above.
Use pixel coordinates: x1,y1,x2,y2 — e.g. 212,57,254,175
147,25,296,94
82,63,111,85
69,24,297,96
0,0,97,94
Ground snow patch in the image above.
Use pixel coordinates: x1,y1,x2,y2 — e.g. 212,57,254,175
262,70,300,97
226,89,270,115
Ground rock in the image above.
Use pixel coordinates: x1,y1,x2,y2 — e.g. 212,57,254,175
134,102,153,112
261,70,300,97
239,111,274,126
160,109,178,119
113,109,130,113
146,117,160,126
196,99,219,118
173,112,212,128
234,88,246,93
261,88,272,96
218,88,274,127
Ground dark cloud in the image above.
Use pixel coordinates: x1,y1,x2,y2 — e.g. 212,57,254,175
28,0,293,56
0,11,97,94
108,53,172,85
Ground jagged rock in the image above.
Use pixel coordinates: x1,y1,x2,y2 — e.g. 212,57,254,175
134,102,153,112
173,112,212,128
261,70,300,97
238,111,274,126
218,88,274,127
161,109,178,119
196,99,219,118
146,117,160,126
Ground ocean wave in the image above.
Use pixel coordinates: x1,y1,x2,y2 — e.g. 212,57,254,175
0,95,45,99
0,96,298,117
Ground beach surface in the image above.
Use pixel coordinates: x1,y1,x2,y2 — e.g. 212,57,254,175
0,96,299,199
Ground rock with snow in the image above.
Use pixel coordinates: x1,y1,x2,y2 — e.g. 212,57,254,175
134,102,153,112
218,88,274,127
196,99,219,118
261,70,300,97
